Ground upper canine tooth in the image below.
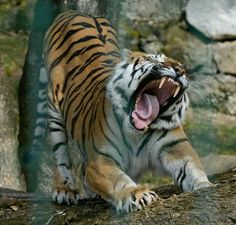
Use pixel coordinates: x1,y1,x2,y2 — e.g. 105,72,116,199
173,86,181,97
159,77,166,89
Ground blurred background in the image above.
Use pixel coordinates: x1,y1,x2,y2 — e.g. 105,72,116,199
0,0,235,192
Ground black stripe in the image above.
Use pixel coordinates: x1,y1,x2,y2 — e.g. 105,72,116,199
112,106,132,152
36,112,48,118
111,63,129,83
160,116,173,123
69,51,118,83
107,29,117,38
70,83,99,140
113,174,124,191
121,63,129,69
32,135,44,140
52,142,66,152
46,13,75,50
66,43,103,64
93,17,108,45
80,99,97,154
64,66,104,99
178,106,183,118
58,163,71,169
88,90,106,137
70,51,106,81
83,68,112,91
112,73,124,83
183,94,187,103
128,69,139,88
153,129,168,145
64,91,81,123
107,38,119,49
136,131,153,156
70,76,107,129
99,121,124,160
48,25,81,53
49,119,65,128
61,82,75,110
102,59,114,66
176,168,183,184
35,121,47,127
71,21,95,28
137,66,151,80
89,88,105,132
133,58,140,70
56,28,90,50
49,127,64,132
93,17,103,34
102,97,117,138
115,86,128,102
100,21,112,27
62,66,80,92
161,138,189,149
176,97,183,104
92,135,122,168
49,36,98,73
179,161,188,190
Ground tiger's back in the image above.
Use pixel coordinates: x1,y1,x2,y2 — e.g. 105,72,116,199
44,11,120,145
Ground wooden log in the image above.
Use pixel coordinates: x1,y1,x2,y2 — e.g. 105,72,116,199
0,167,235,225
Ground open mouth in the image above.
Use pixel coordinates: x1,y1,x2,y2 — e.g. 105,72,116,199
131,76,183,130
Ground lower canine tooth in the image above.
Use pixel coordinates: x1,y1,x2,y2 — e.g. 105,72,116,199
144,125,149,131
159,77,166,89
173,86,180,97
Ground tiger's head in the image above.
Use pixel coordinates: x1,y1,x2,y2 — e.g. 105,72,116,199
107,49,189,131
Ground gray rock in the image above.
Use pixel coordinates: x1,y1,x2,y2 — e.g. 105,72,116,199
164,26,217,75
190,74,236,115
185,108,236,161
186,0,236,40
213,41,236,75
0,68,25,191
202,153,236,175
121,0,188,27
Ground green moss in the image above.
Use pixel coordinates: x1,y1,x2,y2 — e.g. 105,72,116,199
162,25,192,62
0,32,28,76
0,0,34,33
141,173,172,188
185,109,236,156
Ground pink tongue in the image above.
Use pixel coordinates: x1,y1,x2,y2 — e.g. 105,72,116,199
131,93,160,130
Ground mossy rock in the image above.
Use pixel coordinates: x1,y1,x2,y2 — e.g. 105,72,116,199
0,32,28,77
0,0,34,33
163,25,217,75
185,108,236,156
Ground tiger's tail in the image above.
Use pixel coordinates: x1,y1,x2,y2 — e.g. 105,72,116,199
22,65,48,191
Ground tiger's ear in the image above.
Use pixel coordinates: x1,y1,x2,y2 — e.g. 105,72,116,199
120,49,132,59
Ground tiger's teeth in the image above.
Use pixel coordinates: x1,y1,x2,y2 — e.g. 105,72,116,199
159,77,166,89
173,86,180,97
144,125,149,131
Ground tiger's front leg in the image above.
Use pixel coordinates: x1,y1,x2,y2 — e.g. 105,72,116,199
85,157,157,213
157,128,212,192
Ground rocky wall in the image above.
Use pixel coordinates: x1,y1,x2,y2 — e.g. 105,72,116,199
119,0,236,116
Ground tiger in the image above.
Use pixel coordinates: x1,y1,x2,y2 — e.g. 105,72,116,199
43,11,212,213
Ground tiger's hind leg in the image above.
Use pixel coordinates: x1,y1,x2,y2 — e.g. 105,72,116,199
48,99,80,205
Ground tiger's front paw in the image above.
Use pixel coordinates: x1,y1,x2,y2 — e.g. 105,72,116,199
52,187,81,205
116,187,158,213
193,181,214,191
